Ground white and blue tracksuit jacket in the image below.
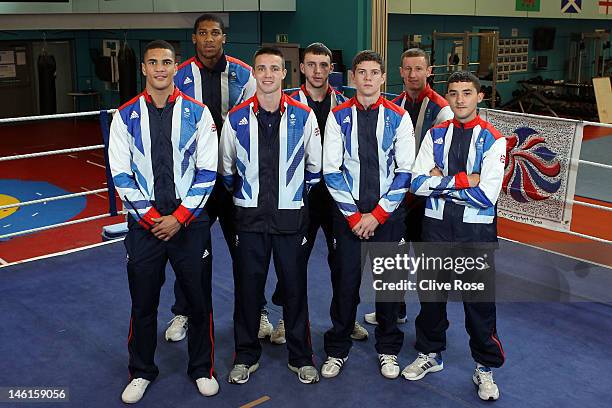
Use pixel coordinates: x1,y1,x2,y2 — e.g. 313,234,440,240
219,93,322,210
391,85,453,150
289,84,347,109
108,88,218,229
323,96,416,227
174,55,256,120
410,116,507,224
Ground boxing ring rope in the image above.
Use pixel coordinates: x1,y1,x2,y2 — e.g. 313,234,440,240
0,188,108,210
577,159,612,170
556,230,610,244
0,101,610,243
0,110,115,124
0,145,106,162
0,213,125,240
566,199,611,212
0,109,121,240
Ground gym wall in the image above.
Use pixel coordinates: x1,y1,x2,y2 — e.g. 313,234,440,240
387,13,611,104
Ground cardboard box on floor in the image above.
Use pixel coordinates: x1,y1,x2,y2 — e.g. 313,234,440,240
592,77,612,124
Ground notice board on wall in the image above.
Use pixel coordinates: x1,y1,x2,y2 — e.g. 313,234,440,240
0,43,31,87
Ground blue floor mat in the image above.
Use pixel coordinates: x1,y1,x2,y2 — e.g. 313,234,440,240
1,223,611,408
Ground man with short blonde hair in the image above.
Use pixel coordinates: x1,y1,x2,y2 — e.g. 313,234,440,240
364,48,453,327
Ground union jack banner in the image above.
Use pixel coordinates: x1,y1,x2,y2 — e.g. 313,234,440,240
480,109,584,231
600,0,612,14
561,0,582,13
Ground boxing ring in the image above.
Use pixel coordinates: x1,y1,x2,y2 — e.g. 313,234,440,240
0,105,611,407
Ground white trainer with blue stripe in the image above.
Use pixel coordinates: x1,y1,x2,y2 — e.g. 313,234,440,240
401,352,444,381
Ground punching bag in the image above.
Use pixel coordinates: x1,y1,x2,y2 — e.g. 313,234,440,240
118,41,137,105
38,52,57,115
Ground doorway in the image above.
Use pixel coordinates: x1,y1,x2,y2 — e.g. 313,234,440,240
32,40,74,114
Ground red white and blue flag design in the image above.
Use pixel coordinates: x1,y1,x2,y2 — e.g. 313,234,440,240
503,127,561,202
480,109,584,231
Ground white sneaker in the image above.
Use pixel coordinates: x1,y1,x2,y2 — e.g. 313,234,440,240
196,376,219,397
287,364,320,384
270,319,286,344
228,363,259,384
165,315,188,342
258,313,273,339
350,321,368,341
321,356,347,378
121,378,150,404
401,352,444,381
363,312,407,326
379,354,400,379
473,367,500,401
364,312,378,325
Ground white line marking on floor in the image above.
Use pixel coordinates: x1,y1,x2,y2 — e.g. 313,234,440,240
0,258,8,266
86,160,106,169
3,229,607,271
31,212,38,217
68,154,77,158
0,238,124,268
35,192,42,196
3,224,10,228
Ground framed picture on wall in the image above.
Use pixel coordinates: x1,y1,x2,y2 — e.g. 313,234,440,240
497,72,509,82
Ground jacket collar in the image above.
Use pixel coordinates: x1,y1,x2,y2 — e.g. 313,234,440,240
252,92,287,115
452,114,483,129
143,86,180,105
353,95,384,111
300,84,334,98
404,85,432,104
193,53,227,73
